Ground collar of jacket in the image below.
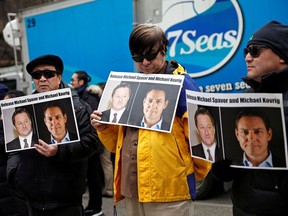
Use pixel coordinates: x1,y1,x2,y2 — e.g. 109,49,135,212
242,66,288,93
76,84,88,96
164,60,187,75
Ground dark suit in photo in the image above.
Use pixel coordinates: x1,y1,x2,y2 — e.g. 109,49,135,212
157,118,170,131
67,132,78,142
128,115,170,131
101,109,129,124
232,151,286,168
42,131,79,144
192,143,223,161
6,133,38,151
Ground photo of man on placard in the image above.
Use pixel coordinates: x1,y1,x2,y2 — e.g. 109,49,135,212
191,106,223,162
128,83,179,132
5,106,38,152
132,86,169,130
34,98,79,145
101,82,132,124
221,107,287,168
188,104,223,162
96,73,183,133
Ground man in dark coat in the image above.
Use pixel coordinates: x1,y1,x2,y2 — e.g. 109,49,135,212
71,70,107,216
212,20,288,215
7,54,100,216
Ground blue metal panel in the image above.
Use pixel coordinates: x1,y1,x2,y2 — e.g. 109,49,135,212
24,0,134,85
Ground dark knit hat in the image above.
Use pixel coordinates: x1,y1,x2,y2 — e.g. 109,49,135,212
247,20,288,63
0,83,9,100
26,54,64,75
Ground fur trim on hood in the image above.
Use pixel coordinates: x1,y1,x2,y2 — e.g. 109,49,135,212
86,85,103,97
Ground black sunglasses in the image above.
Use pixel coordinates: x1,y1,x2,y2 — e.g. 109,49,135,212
31,69,58,80
132,49,161,62
243,45,268,58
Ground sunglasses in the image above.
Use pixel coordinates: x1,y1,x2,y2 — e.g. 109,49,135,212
31,69,58,80
243,45,268,58
132,49,160,62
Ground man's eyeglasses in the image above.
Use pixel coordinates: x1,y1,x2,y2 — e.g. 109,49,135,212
243,45,268,58
132,49,160,62
31,69,58,80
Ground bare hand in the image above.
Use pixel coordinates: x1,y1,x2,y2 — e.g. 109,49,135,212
34,139,58,157
90,110,108,131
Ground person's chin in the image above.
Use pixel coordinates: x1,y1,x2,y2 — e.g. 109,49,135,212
38,86,50,92
141,67,154,74
247,71,260,80
142,71,154,74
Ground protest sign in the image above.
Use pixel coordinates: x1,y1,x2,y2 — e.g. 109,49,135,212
97,71,184,133
186,90,287,169
1,88,79,152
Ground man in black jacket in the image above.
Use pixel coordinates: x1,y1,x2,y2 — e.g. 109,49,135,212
71,71,112,216
212,20,288,215
7,54,100,216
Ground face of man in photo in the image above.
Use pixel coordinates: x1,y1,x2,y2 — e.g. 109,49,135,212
14,112,32,136
235,116,272,162
44,106,67,141
196,114,215,147
143,89,168,125
111,87,130,111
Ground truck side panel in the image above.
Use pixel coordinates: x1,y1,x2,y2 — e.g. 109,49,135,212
20,0,134,87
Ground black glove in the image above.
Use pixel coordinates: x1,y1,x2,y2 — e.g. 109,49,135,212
211,159,234,182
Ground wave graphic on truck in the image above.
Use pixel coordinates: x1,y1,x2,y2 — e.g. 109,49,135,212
159,0,243,78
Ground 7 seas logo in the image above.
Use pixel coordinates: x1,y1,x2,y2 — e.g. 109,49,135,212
159,0,243,78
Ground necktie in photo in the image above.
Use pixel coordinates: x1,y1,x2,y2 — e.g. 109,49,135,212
24,138,29,148
207,149,213,161
112,113,117,123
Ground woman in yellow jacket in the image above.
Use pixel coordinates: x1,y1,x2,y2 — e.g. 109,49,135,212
91,23,211,216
